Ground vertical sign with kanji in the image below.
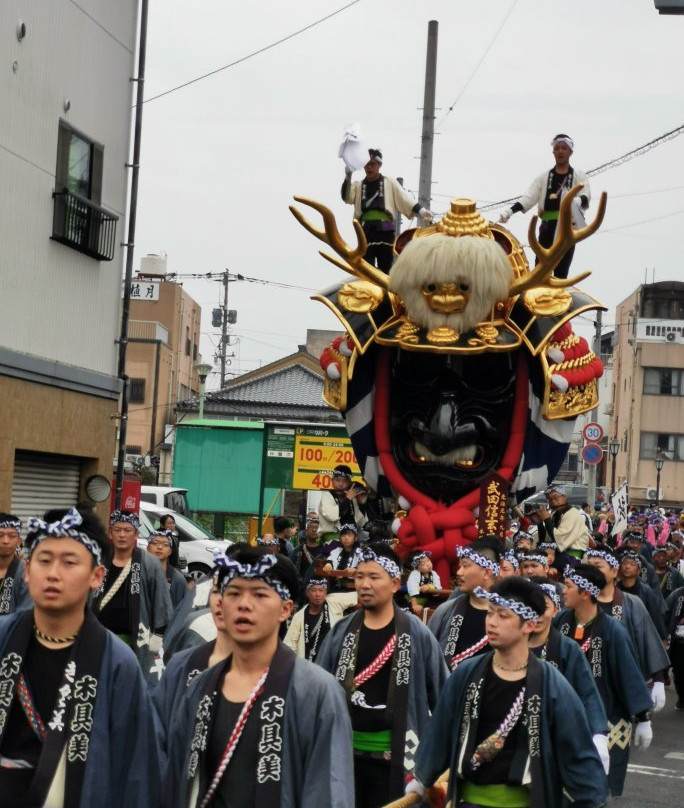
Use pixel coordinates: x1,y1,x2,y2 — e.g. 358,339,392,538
477,472,509,539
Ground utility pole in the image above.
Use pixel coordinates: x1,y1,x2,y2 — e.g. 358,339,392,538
220,270,229,388
586,309,603,507
418,20,438,210
114,0,149,510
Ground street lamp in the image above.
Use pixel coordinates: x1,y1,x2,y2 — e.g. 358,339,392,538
609,439,620,494
654,451,665,509
195,363,213,420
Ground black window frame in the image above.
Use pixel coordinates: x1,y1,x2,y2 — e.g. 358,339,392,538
55,120,103,204
129,378,146,404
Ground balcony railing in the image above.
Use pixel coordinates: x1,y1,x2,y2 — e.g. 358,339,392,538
52,188,118,261
129,320,169,344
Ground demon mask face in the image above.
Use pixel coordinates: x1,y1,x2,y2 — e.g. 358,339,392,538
390,349,516,503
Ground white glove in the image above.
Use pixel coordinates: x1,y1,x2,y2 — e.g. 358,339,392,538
633,721,653,749
651,681,666,712
592,733,610,775
498,208,512,224
418,207,433,226
405,778,425,797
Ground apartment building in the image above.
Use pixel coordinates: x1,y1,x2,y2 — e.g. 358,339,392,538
611,281,684,506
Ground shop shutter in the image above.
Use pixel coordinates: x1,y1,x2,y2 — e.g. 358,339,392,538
11,451,81,535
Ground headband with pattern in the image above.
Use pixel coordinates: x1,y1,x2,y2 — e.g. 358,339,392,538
0,516,21,531
583,548,619,570
619,550,643,569
109,510,140,531
27,507,102,565
537,542,557,552
332,468,352,479
306,578,328,591
512,531,533,545
214,553,292,601
502,551,519,571
538,582,561,609
458,546,501,577
256,536,280,547
359,546,401,578
339,523,358,535
411,551,432,570
473,586,541,622
564,566,601,599
521,553,548,567
149,529,175,547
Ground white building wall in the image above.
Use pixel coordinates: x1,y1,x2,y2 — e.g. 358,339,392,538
0,0,138,376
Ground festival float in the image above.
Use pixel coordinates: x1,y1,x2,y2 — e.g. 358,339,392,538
291,187,607,584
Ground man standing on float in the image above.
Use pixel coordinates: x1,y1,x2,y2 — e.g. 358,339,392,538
499,134,590,279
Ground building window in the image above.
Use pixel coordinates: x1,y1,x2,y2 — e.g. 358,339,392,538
643,368,684,396
185,326,191,356
56,121,103,204
639,432,683,461
51,120,118,261
129,378,146,403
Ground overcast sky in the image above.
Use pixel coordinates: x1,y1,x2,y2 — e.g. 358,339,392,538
134,0,684,388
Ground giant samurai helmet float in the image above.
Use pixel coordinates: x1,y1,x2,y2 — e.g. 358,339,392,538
291,186,607,583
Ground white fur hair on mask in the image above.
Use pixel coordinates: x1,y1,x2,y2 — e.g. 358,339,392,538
389,234,514,334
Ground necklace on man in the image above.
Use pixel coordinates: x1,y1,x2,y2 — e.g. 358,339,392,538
493,656,528,672
34,624,78,644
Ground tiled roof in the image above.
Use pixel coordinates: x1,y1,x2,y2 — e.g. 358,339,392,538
216,364,324,406
177,362,341,422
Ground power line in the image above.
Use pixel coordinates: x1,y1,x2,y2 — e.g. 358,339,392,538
144,0,364,105
476,124,684,213
600,206,684,233
168,270,317,292
435,0,519,129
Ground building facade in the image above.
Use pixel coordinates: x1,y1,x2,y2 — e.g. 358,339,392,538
611,281,684,506
0,2,139,524
126,255,202,484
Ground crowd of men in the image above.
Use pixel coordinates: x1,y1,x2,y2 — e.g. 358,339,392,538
0,475,683,808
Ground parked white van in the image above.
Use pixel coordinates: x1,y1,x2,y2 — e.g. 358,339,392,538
140,486,189,515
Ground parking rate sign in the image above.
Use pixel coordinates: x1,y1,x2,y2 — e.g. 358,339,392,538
292,430,361,489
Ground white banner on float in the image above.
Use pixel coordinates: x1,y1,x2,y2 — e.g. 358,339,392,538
611,483,629,536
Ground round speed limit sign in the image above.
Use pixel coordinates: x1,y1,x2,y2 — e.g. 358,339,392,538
582,422,604,443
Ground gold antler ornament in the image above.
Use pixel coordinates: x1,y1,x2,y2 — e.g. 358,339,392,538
289,197,390,290
510,184,607,295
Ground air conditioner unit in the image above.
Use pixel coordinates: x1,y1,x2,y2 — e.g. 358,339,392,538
125,453,143,465
666,332,676,342
645,487,663,501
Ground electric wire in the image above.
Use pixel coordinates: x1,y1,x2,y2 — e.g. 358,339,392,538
435,0,520,129
476,124,684,213
143,0,364,105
